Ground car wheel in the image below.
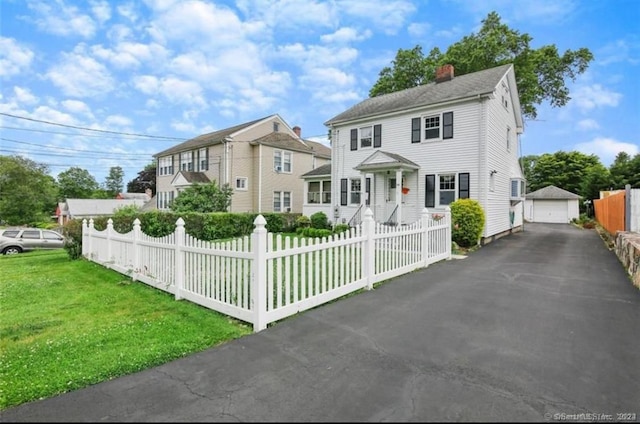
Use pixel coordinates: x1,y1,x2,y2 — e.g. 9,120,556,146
3,246,22,255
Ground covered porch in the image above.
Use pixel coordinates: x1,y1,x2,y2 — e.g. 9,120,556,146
349,151,421,226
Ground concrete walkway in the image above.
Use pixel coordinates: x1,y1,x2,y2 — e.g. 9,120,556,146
2,223,639,422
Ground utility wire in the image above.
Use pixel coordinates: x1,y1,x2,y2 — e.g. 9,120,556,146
0,112,187,141
1,137,155,157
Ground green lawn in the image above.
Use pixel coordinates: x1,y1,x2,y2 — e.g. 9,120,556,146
0,250,252,411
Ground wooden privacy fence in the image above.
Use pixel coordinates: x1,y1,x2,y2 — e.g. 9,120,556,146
82,207,451,332
594,186,640,235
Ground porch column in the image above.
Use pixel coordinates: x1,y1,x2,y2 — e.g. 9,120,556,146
395,169,402,225
360,174,366,210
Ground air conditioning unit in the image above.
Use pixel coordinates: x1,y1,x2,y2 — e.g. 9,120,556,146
275,166,282,172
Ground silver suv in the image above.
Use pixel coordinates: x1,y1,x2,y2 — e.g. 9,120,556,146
0,228,65,255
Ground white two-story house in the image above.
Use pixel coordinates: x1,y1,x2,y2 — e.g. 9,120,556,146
154,114,330,214
324,64,525,243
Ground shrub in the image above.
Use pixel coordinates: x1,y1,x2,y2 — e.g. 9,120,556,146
296,215,311,230
333,224,350,234
62,219,84,259
310,211,329,229
301,227,333,238
450,199,485,248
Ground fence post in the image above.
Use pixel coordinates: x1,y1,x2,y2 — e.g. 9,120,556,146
625,184,631,232
82,219,88,257
132,218,141,280
445,206,452,260
363,208,375,290
174,218,185,301
106,218,113,263
88,219,94,260
421,208,430,267
251,214,268,332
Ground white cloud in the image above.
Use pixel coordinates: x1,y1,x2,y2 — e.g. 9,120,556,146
575,137,639,165
321,27,372,44
28,0,99,38
275,43,359,68
61,99,93,117
0,37,34,78
13,87,39,105
90,0,112,24
571,84,622,112
576,119,600,131
92,41,169,69
597,38,640,66
103,114,133,128
236,0,336,29
407,22,430,38
339,0,416,35
448,0,577,23
45,45,115,97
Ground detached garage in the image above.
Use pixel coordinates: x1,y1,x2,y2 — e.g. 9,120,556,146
524,185,581,223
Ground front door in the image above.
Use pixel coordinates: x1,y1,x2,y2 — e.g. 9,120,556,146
385,176,397,223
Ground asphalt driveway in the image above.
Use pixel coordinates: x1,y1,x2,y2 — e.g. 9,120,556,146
2,223,639,422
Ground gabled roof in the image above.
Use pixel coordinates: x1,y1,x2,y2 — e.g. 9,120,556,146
325,64,514,126
251,132,331,158
117,192,151,201
154,115,273,157
301,163,331,178
170,171,210,186
354,151,419,172
526,185,581,200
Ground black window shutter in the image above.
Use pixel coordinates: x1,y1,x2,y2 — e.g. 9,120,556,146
459,173,469,199
411,118,421,143
443,112,453,139
340,178,348,205
350,129,358,151
171,156,174,174
425,174,435,208
373,124,381,148
365,177,371,205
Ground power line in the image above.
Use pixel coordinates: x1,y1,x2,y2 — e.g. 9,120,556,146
1,137,155,157
0,125,182,141
0,112,187,141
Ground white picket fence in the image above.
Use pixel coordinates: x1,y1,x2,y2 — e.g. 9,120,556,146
82,207,451,332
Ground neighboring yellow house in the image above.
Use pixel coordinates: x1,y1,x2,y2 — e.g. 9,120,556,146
153,115,331,213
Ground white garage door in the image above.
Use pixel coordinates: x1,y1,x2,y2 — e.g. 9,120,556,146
533,200,569,223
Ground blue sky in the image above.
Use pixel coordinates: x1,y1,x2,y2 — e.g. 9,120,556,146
1,0,639,187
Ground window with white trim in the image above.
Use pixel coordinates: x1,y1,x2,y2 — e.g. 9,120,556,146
412,112,453,142
274,150,292,173
360,126,372,148
159,157,173,176
439,174,456,205
273,191,291,212
180,151,193,171
350,179,361,204
235,177,248,191
157,191,175,210
307,181,331,204
506,127,511,152
198,148,208,171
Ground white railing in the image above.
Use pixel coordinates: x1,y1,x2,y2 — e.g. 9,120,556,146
82,207,451,332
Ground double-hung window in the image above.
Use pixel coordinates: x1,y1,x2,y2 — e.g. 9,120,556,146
360,126,372,148
412,112,453,142
350,179,361,204
425,172,470,208
439,174,456,205
180,151,193,171
198,148,208,171
273,191,291,212
274,150,292,173
307,181,331,204
159,157,173,176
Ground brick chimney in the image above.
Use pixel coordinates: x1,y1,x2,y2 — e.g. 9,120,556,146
293,126,301,138
435,64,454,83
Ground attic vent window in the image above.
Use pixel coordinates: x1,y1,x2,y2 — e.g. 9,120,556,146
273,122,279,132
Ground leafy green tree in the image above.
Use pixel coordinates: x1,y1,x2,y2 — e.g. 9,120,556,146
608,152,639,188
127,162,156,195
525,151,603,196
369,11,593,120
104,166,124,196
57,167,100,199
0,155,59,225
580,164,613,202
170,181,233,213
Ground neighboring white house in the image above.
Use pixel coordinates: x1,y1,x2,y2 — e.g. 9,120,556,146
153,115,330,214
525,185,581,223
55,198,150,225
301,163,332,219
323,63,525,243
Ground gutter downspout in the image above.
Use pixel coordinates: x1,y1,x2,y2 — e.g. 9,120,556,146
478,94,488,242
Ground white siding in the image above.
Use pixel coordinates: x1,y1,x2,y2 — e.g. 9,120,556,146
331,100,482,225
